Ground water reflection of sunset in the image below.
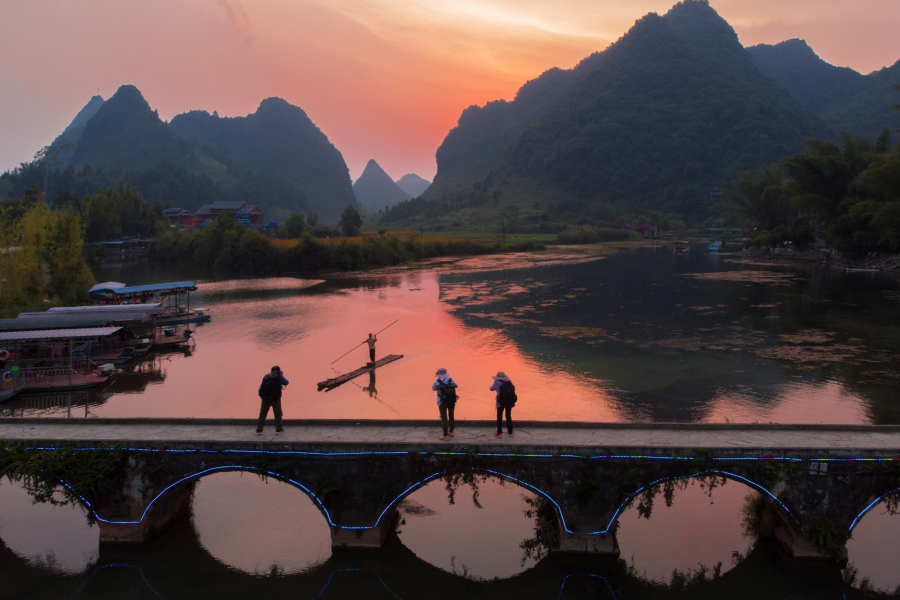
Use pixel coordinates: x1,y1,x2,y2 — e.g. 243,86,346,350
82,271,625,422
17,249,899,425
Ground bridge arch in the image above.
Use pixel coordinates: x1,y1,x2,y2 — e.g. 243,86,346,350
596,469,795,536
61,465,334,529
61,464,796,539
849,486,900,533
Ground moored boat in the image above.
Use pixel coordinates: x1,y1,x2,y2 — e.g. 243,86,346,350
0,328,121,395
88,282,211,324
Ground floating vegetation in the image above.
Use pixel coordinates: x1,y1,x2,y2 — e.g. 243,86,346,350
683,271,804,285
777,330,834,345
344,248,606,279
756,346,858,364
539,326,607,340
751,303,780,308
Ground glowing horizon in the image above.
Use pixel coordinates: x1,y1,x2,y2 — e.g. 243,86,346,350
1,0,898,182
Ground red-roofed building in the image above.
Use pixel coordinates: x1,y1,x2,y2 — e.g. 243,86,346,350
193,202,265,226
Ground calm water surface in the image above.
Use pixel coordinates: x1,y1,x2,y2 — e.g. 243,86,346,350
2,248,899,598
4,247,899,423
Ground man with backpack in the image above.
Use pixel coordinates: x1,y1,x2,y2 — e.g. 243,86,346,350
490,371,516,438
256,366,289,435
431,367,458,441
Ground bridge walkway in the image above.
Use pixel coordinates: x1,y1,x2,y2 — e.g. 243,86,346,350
2,418,900,452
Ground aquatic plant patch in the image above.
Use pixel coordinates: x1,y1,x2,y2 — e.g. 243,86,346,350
682,271,804,285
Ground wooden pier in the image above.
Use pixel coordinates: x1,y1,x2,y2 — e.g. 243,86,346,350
317,354,403,391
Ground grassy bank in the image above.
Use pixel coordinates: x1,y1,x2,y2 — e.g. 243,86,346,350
149,218,544,276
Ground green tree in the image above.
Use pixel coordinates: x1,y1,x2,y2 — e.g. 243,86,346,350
716,164,791,231
339,206,363,237
282,213,307,238
45,211,94,303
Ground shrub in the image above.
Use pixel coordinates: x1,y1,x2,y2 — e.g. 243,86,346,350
556,225,641,244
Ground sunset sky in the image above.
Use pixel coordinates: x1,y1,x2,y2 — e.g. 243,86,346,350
2,0,898,182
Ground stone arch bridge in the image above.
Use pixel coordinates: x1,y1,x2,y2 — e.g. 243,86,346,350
2,418,899,561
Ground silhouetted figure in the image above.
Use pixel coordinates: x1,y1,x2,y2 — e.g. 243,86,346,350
432,367,458,441
365,333,377,363
490,371,516,438
256,366,289,435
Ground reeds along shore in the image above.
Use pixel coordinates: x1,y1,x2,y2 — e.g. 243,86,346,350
148,225,543,276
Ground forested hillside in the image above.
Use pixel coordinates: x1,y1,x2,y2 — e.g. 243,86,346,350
749,40,900,140
169,98,357,219
506,1,830,220
1,86,357,222
49,94,104,168
425,67,577,198
423,0,838,224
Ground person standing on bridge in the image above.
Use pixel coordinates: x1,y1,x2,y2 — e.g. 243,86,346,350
432,367,458,441
365,333,377,364
490,371,516,438
256,366,289,435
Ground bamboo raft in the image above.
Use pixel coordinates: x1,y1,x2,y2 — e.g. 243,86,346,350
317,354,404,391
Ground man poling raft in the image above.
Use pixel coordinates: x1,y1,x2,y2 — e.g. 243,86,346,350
318,320,402,391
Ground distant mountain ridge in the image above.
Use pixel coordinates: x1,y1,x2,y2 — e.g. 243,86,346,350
38,86,357,221
353,160,411,211
170,97,356,219
748,39,900,139
395,173,431,197
50,94,104,167
424,0,897,222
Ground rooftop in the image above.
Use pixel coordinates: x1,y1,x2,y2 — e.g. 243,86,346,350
210,201,247,211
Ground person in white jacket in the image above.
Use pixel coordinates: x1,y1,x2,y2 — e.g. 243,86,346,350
431,368,458,441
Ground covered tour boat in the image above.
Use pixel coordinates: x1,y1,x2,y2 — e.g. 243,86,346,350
0,328,123,396
87,281,211,325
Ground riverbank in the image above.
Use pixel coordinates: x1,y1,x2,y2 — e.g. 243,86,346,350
722,248,900,276
148,227,544,276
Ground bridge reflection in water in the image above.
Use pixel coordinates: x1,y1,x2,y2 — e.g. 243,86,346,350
0,509,869,600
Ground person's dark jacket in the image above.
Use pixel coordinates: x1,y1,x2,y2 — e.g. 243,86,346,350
260,373,289,400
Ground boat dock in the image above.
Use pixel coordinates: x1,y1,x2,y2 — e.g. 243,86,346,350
317,355,403,391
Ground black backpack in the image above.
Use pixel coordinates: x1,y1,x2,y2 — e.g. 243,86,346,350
436,379,458,406
498,380,517,408
259,374,283,399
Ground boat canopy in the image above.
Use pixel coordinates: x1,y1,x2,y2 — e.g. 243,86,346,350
89,281,126,292
37,304,166,321
0,327,123,341
89,282,198,296
48,304,163,312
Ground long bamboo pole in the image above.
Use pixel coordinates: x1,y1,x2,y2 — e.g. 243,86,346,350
330,319,400,365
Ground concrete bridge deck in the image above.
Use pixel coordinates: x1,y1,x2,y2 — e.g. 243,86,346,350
2,418,900,454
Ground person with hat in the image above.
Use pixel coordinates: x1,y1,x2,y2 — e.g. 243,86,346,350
490,371,516,438
256,366,289,435
431,367,458,441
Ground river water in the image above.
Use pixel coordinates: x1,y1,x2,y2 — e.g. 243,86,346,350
2,247,899,597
